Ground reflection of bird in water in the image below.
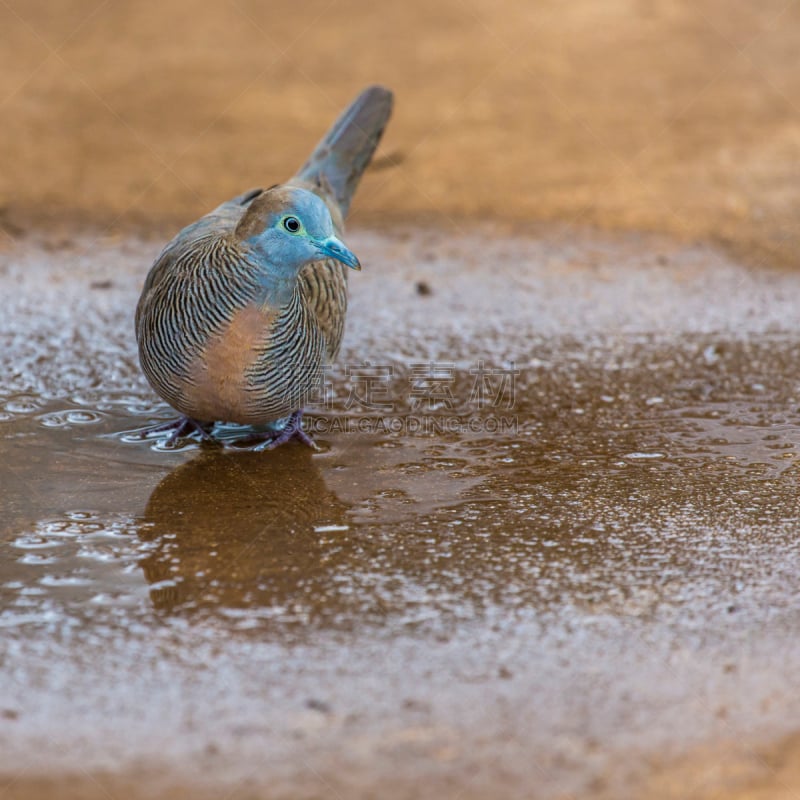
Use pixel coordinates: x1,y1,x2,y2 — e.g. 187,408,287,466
135,85,393,449
138,449,351,616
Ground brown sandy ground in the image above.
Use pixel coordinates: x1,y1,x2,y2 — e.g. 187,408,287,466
641,733,800,800
1,0,800,267
4,732,800,800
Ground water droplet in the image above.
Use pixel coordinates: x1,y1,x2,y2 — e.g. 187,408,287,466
38,409,104,427
4,396,42,415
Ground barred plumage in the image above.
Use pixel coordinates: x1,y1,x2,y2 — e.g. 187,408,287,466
135,86,393,448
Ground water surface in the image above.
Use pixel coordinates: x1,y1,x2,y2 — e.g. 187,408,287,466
2,228,800,798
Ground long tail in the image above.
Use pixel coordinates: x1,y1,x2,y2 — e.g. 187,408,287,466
293,85,393,219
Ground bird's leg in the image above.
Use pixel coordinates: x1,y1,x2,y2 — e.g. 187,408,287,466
248,410,318,451
137,416,215,444
271,410,316,449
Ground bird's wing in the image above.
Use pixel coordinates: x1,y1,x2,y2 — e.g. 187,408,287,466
136,198,254,328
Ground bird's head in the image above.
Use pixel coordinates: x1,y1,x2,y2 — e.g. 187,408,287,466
235,185,360,277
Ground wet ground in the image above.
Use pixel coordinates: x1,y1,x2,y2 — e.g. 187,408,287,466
2,226,800,799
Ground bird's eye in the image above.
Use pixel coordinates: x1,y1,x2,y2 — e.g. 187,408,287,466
283,216,301,233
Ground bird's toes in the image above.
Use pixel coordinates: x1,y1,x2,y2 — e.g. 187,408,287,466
133,416,216,446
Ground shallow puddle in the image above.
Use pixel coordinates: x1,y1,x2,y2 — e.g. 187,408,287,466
2,227,800,797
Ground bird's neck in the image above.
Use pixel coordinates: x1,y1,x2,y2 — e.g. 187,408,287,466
237,242,303,309
255,269,301,309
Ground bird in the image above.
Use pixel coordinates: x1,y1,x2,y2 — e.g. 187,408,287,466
135,85,393,450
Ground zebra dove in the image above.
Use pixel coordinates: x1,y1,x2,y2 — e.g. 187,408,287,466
135,85,393,449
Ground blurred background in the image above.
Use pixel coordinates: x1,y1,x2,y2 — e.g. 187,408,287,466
2,0,800,266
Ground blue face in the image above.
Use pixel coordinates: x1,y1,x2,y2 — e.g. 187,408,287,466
244,187,360,275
